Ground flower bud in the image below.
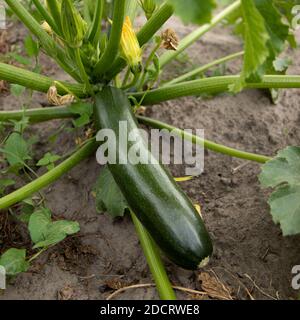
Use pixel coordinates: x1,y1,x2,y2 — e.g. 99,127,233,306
139,0,157,20
61,0,87,48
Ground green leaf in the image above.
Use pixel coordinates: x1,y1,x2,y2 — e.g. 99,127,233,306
33,220,80,249
231,0,293,92
10,84,26,97
231,0,270,92
24,35,39,57
28,207,80,249
268,185,300,236
0,248,29,276
2,133,31,167
68,102,93,128
37,152,61,170
166,0,216,25
259,147,300,235
94,166,129,218
68,102,93,116
0,179,15,196
72,113,91,128
9,53,31,66
28,208,52,244
9,116,30,134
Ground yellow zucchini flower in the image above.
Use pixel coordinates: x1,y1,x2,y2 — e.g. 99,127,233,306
121,16,142,73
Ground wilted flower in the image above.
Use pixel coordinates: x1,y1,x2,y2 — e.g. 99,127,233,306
41,21,53,35
161,28,179,51
120,16,142,73
47,85,74,106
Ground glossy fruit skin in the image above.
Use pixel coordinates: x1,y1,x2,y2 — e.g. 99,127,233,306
94,87,213,270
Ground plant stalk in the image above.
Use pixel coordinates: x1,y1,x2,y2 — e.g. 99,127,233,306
137,116,271,163
0,141,97,210
164,51,244,86
131,211,177,300
88,0,104,45
93,0,125,79
32,0,61,35
0,62,85,97
46,0,63,34
132,75,300,105
0,106,75,123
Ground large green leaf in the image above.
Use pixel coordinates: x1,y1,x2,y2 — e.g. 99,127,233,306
28,208,52,244
33,221,80,249
2,132,31,167
94,166,129,218
231,0,293,92
231,0,270,91
0,248,29,276
259,147,300,235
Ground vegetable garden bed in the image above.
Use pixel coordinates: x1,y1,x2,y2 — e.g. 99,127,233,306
1,0,300,300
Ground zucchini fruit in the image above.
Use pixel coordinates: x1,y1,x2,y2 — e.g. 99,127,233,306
94,87,213,270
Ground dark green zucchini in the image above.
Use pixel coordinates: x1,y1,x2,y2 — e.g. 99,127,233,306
94,86,213,270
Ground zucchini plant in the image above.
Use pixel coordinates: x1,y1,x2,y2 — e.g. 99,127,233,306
0,0,300,300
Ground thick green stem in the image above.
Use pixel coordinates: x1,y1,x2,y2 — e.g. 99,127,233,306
46,0,63,34
132,75,300,105
74,48,92,94
0,106,74,123
159,0,241,68
0,62,85,97
32,0,61,35
164,51,244,86
88,0,104,45
93,0,125,78
139,38,163,90
137,116,271,163
105,2,174,80
0,141,97,210
131,212,177,300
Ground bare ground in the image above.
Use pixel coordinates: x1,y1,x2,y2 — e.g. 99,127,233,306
1,18,300,300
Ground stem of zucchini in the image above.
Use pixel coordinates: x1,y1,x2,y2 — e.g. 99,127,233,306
164,51,244,86
137,116,271,163
132,75,300,105
159,0,241,69
88,0,104,45
32,0,61,35
131,211,177,300
0,140,97,211
0,106,75,123
0,62,86,97
92,0,125,79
